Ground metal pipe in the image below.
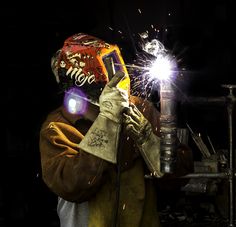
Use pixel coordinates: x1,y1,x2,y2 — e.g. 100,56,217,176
179,172,228,179
222,85,236,227
160,80,178,173
145,171,236,179
180,96,227,106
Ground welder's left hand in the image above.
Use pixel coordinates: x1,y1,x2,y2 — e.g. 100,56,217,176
123,103,163,177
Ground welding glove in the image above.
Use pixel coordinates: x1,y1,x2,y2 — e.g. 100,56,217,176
78,71,129,163
123,103,163,177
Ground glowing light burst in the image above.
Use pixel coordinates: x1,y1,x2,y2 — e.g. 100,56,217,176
145,52,177,81
63,87,88,115
106,9,183,100
124,37,178,99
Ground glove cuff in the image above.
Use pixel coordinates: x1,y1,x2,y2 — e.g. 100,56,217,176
138,132,164,177
78,114,121,163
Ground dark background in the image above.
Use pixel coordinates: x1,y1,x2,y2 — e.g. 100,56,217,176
3,0,236,226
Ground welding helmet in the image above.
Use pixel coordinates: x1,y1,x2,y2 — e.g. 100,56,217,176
51,33,130,105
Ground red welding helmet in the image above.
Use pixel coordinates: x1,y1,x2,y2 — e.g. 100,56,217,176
51,33,130,104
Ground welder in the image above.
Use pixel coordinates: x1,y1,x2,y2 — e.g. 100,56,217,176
39,33,192,227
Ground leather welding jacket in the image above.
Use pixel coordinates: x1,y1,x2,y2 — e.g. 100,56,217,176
39,95,162,227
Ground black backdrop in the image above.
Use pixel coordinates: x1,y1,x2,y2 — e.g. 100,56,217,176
3,1,236,226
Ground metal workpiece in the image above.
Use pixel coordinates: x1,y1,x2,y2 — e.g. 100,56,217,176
222,85,236,227
160,80,178,173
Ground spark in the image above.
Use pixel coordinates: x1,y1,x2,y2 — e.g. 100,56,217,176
148,54,176,81
104,8,188,101
116,34,179,99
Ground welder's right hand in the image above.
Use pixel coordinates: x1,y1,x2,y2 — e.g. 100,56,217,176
123,103,152,145
123,103,163,177
99,71,129,123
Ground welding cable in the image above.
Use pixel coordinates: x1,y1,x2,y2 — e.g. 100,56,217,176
112,124,124,227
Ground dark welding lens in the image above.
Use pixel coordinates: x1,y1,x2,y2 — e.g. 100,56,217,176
102,51,123,80
103,56,115,80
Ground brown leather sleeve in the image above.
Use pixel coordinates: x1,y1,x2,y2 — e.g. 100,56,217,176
39,121,110,203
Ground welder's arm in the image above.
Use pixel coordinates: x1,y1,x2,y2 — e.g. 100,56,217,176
78,71,129,163
123,103,164,177
40,121,110,203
